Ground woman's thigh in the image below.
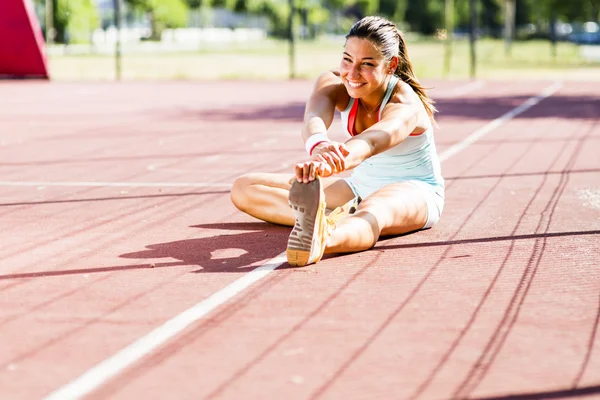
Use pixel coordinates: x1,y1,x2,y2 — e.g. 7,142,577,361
234,173,292,191
357,182,430,236
236,172,356,209
323,178,357,209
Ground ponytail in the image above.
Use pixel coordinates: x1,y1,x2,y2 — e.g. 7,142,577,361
394,28,437,123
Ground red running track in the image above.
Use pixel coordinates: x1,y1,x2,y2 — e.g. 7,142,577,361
0,79,598,400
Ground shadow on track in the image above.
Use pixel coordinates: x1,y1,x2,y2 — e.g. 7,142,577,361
118,222,291,273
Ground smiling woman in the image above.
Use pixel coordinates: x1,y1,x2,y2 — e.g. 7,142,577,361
230,16,445,267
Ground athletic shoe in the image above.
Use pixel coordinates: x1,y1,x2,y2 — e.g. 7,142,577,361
286,178,360,267
286,177,328,267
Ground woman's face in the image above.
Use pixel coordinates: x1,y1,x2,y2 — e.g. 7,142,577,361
340,37,391,98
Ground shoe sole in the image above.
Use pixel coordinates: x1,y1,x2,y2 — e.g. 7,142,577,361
286,178,324,267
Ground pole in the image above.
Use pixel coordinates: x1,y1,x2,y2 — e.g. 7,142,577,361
288,0,296,79
443,0,454,77
113,0,122,80
468,0,477,79
504,0,515,57
45,0,54,44
549,9,557,60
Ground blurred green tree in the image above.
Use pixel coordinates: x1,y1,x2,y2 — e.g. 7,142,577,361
184,0,205,7
405,0,443,34
33,0,99,44
60,0,99,43
354,0,379,17
125,0,189,39
526,0,599,23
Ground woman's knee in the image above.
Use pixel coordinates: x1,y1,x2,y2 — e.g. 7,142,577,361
230,173,290,212
355,210,381,247
230,174,254,211
359,184,429,235
356,197,395,230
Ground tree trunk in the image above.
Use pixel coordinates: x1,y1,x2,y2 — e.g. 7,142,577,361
288,0,295,79
504,0,515,57
549,8,557,60
45,0,54,44
149,11,161,41
469,0,477,79
443,0,454,77
113,0,122,80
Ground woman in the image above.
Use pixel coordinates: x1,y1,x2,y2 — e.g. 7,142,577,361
230,16,444,267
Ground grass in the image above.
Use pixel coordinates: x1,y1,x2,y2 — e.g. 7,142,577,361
46,37,600,81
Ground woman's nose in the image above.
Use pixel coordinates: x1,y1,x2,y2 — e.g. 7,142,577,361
347,65,360,79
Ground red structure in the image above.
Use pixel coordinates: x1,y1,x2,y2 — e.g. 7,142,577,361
0,0,49,79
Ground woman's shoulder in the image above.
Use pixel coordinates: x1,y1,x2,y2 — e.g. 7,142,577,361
388,79,421,107
313,70,351,111
317,69,342,83
386,79,431,131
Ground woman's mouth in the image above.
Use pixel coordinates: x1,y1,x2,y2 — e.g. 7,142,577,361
347,81,366,89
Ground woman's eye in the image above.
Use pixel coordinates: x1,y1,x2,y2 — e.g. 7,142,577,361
363,63,374,67
343,58,351,63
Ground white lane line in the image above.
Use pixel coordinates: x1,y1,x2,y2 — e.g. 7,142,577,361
0,181,232,188
439,81,563,162
43,81,563,400
43,253,287,400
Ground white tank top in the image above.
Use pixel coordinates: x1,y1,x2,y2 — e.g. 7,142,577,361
340,75,445,191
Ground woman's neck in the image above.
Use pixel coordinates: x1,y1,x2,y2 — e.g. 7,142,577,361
360,77,390,110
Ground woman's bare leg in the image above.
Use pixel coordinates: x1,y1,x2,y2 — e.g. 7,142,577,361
325,182,429,253
230,173,356,226
231,173,293,225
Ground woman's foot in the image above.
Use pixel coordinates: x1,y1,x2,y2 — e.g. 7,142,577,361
286,177,328,266
286,177,360,266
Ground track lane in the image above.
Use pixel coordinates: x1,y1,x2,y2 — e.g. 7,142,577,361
2,80,597,399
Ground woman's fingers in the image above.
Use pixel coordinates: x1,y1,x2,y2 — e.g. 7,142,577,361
320,153,340,173
294,162,314,183
339,143,350,157
302,163,311,182
313,143,347,173
295,140,349,183
294,161,333,182
317,162,333,178
329,147,346,171
326,142,344,157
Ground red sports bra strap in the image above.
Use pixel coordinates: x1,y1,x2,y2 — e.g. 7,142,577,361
347,98,359,137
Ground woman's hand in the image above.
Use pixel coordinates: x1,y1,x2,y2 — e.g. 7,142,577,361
294,160,334,183
311,141,350,174
294,141,350,183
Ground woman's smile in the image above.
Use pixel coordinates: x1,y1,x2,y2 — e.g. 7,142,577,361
347,80,366,89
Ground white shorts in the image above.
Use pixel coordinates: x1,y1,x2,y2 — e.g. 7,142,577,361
343,177,444,230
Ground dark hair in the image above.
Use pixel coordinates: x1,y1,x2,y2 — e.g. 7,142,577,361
346,16,437,122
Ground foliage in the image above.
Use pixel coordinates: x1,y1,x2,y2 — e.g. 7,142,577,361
125,0,190,39
404,0,443,34
525,0,599,22
353,0,379,17
35,0,600,44
184,0,205,8
32,0,99,44
60,0,100,43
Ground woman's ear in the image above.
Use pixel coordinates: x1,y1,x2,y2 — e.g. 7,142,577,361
388,56,399,74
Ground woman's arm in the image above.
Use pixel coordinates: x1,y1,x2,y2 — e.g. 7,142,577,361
342,100,420,170
294,71,351,182
294,75,422,182
301,71,345,143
